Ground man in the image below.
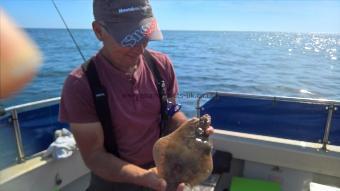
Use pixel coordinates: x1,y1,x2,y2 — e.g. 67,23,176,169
59,0,212,190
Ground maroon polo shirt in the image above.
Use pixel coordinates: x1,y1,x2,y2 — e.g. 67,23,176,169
59,49,178,165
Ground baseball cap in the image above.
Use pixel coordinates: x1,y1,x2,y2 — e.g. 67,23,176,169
93,0,163,47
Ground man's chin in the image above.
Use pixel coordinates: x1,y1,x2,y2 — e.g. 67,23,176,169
126,55,141,64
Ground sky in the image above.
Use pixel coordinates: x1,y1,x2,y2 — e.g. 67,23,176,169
1,0,340,33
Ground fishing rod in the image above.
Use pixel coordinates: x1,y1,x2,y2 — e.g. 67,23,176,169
50,2,87,190
51,0,86,62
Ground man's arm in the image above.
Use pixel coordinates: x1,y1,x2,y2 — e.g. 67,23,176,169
70,122,166,190
167,111,187,131
166,96,187,131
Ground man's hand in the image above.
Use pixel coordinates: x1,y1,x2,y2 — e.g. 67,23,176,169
176,183,186,191
145,168,186,191
206,126,214,135
143,168,166,191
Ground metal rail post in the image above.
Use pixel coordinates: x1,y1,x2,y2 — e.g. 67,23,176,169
11,109,25,163
321,104,336,151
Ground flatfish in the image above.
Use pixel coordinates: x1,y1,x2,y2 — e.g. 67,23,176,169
153,114,213,191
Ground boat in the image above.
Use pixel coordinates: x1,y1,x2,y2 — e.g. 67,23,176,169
1,91,339,191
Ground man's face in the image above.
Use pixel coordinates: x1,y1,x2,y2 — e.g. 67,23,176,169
97,22,148,68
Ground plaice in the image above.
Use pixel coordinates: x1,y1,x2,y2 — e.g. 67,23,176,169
153,114,213,191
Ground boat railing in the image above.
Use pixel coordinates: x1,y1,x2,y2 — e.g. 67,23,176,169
197,91,339,151
0,97,61,163
1,92,339,167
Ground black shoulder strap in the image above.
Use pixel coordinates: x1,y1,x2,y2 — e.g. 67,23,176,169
82,51,169,157
144,50,169,136
82,59,119,157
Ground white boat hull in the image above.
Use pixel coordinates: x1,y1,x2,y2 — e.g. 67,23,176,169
0,150,89,191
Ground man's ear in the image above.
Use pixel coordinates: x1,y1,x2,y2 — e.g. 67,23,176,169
92,21,104,41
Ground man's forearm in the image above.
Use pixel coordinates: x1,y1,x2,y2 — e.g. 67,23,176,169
168,111,187,131
85,150,147,186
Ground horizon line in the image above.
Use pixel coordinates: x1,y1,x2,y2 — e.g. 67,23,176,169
23,27,340,35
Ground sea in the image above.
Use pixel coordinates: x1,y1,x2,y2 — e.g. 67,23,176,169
1,29,340,117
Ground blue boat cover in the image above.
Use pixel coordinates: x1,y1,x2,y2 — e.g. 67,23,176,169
0,114,18,170
0,103,68,170
329,104,340,146
200,94,335,144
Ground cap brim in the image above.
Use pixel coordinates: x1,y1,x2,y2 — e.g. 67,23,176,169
105,17,163,47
